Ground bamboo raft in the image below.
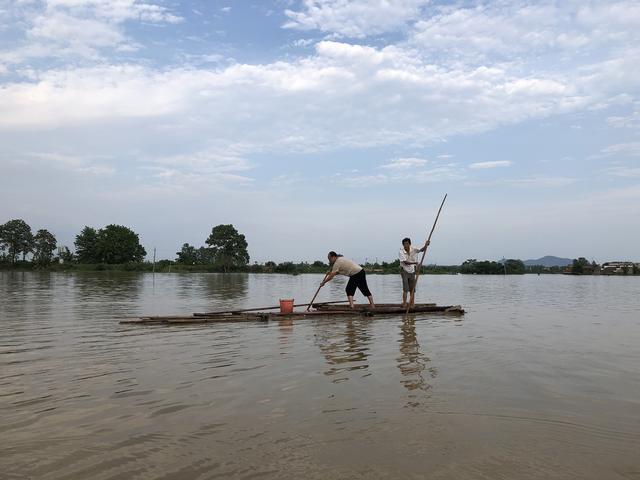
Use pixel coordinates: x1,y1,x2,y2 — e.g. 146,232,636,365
119,303,464,325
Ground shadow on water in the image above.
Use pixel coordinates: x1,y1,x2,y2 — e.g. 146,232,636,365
397,315,437,407
314,318,372,383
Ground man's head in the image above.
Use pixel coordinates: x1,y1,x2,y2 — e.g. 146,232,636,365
402,237,411,250
327,251,338,263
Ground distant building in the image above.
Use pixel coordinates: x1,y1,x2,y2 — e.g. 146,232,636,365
600,261,636,275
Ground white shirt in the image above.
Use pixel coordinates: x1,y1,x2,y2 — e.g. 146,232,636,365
399,247,420,273
331,257,363,276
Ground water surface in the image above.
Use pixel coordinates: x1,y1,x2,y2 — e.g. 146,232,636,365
1,272,639,479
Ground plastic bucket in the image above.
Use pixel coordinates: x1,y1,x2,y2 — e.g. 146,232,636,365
279,299,294,313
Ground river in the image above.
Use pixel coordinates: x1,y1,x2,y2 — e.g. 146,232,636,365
1,271,639,479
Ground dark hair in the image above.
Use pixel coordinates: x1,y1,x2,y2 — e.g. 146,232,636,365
402,237,411,244
328,251,342,258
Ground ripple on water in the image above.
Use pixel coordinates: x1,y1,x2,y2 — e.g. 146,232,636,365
1,272,639,479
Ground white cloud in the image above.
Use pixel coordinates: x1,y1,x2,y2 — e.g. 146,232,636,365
283,0,429,38
18,151,116,176
336,165,463,187
29,11,127,48
44,0,182,24
0,0,181,63
469,160,512,170
466,176,578,188
605,166,640,178
411,1,640,64
0,37,620,154
143,167,253,189
270,173,304,187
379,157,427,169
607,109,640,129
599,142,640,158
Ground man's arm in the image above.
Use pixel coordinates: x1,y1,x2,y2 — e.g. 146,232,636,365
419,240,431,252
321,270,338,286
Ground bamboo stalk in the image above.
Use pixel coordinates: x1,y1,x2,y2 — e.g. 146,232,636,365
194,298,346,316
306,273,329,311
406,194,448,314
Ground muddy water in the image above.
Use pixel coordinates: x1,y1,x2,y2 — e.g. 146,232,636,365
1,272,639,479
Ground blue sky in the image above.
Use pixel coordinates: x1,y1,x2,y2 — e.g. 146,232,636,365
1,0,639,264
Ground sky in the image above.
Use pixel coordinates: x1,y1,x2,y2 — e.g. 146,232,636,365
0,0,639,265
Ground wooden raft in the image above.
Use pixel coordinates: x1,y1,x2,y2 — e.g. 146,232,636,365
119,303,464,325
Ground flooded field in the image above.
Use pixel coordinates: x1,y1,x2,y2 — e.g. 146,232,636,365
1,272,639,479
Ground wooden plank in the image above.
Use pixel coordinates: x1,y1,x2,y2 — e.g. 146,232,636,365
120,304,464,325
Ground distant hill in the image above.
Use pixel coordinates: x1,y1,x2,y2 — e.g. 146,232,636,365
523,256,572,267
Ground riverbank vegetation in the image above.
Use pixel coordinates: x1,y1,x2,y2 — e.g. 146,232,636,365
1,218,637,275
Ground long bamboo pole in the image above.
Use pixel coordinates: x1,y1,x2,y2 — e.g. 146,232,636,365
306,273,329,311
406,194,448,314
194,297,345,316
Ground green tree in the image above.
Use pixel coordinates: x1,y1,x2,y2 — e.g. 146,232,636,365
176,243,198,264
95,224,146,264
205,224,249,272
460,259,478,274
33,229,58,266
504,259,525,274
196,246,214,265
0,219,34,263
59,246,75,263
75,226,99,263
571,257,589,274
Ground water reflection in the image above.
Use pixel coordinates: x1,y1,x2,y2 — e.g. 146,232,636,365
314,319,372,383
202,273,248,303
397,316,436,407
72,272,143,318
173,273,249,307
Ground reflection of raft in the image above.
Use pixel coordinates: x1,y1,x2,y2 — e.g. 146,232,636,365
119,303,464,325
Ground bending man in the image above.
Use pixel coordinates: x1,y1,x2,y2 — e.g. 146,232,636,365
322,251,375,309
399,237,429,308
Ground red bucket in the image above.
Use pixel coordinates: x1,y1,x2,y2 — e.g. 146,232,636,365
279,299,294,313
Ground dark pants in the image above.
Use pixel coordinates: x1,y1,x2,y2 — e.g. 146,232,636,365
346,269,372,297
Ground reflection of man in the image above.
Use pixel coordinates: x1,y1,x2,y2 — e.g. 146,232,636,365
399,237,429,308
322,251,375,309
398,318,434,405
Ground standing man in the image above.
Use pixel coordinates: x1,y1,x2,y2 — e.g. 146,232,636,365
399,238,429,308
322,251,375,309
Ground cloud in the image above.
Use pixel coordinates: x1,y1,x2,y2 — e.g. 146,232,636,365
466,176,578,188
598,142,640,158
607,109,640,129
379,157,427,169
12,151,116,176
283,0,430,38
0,37,624,155
0,0,182,64
469,160,512,169
335,165,463,187
44,0,182,24
411,1,640,63
605,166,640,178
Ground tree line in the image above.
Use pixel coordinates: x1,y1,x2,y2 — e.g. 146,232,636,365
0,219,250,271
0,219,57,266
0,219,148,267
3,218,627,275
